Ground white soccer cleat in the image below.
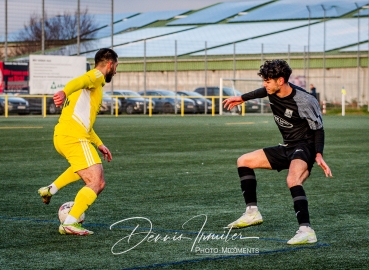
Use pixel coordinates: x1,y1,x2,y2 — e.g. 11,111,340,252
287,226,317,245
226,206,263,229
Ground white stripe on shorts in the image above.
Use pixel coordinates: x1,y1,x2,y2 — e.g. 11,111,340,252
79,139,94,167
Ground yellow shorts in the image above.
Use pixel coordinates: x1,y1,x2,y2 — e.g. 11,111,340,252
54,135,102,172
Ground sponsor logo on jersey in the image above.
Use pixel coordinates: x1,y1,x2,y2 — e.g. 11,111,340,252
64,98,70,108
274,115,293,128
284,108,293,118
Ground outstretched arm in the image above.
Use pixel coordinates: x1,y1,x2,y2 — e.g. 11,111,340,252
53,91,66,107
53,73,93,107
223,96,244,111
223,87,268,111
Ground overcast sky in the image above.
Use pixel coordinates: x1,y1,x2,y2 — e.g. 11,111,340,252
113,0,244,12
1,0,358,36
0,0,246,35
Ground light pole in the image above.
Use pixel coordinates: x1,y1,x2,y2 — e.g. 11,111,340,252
42,0,45,54
4,0,8,61
306,5,311,91
204,41,208,115
367,6,369,111
110,0,114,115
362,5,369,111
321,4,326,102
355,2,360,108
77,0,80,55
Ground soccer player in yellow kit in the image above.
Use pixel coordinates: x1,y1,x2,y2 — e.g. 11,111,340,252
38,48,118,235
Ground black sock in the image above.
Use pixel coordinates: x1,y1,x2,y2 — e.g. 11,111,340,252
238,167,257,207
290,185,310,227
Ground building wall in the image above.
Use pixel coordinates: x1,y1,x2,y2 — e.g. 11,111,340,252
111,67,369,104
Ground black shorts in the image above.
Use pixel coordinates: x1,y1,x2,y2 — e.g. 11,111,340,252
263,142,316,172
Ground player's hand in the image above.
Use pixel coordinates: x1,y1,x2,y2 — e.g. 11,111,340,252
222,96,244,110
315,153,332,178
53,91,66,107
98,145,112,162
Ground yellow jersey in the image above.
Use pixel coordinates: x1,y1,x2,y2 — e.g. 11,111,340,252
54,69,105,146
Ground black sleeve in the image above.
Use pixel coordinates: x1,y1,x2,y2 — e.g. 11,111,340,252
314,128,325,155
241,87,267,101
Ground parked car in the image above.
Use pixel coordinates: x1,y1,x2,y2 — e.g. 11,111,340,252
0,94,30,115
23,95,61,115
177,91,212,114
100,92,122,114
138,90,196,114
194,87,261,114
105,90,155,114
259,98,272,113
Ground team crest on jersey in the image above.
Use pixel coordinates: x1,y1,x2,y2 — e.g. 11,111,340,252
274,115,293,128
284,108,293,118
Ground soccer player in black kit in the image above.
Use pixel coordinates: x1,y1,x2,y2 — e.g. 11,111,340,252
223,59,332,245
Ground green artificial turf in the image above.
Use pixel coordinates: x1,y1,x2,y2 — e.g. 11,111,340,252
0,115,368,269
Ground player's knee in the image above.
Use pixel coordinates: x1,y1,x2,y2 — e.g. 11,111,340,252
286,175,306,188
286,178,297,188
237,155,251,168
97,179,106,194
237,157,243,167
288,165,309,181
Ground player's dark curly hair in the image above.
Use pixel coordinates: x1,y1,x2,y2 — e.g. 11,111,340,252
95,48,118,66
257,59,292,83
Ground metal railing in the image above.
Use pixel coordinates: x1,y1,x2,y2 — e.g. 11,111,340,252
0,94,265,117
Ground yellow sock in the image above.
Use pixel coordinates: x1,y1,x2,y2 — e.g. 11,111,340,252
69,187,97,220
54,167,80,190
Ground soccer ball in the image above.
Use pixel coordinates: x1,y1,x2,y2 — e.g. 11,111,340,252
58,201,85,224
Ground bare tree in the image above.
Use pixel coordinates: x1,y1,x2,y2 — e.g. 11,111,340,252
46,8,97,40
14,8,97,56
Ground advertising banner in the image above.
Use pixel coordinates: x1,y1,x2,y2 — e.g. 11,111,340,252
0,62,3,93
0,61,29,94
29,55,86,94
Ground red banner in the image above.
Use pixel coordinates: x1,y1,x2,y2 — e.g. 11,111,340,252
0,62,3,94
0,62,29,94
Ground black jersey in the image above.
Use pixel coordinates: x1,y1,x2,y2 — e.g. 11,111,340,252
241,83,324,154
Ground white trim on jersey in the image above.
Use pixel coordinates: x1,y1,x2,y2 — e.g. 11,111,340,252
94,70,103,79
72,89,91,132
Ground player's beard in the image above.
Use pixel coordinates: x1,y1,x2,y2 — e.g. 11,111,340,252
105,68,114,83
